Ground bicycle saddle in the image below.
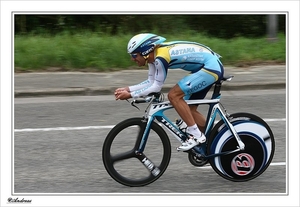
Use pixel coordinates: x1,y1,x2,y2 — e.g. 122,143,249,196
221,75,234,82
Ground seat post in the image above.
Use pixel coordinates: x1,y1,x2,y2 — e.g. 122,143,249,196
211,82,222,99
211,75,233,99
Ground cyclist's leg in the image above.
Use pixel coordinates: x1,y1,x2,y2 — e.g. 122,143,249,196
189,105,206,132
168,84,195,127
169,80,208,151
186,59,223,133
170,61,223,150
179,60,224,132
188,86,212,133
169,70,215,151
177,70,215,128
187,59,223,131
181,77,213,133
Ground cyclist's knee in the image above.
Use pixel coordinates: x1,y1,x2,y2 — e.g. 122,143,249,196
167,90,177,102
168,85,184,102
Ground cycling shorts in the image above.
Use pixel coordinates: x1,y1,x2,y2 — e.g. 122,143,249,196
178,68,222,100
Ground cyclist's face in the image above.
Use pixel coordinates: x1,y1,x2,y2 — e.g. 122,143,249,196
130,53,146,66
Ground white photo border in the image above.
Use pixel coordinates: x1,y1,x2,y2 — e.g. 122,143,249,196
1,1,299,207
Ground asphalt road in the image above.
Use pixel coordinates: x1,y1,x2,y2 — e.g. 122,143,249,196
14,89,286,194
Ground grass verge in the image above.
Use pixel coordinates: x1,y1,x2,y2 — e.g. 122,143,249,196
14,32,286,72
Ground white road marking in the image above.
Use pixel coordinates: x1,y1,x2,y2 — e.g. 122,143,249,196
14,118,286,133
14,125,115,132
264,118,286,122
196,162,286,169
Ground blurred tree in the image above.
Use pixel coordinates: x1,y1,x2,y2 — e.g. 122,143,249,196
14,14,286,38
15,15,27,34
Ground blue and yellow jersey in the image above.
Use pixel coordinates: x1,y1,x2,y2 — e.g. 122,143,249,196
155,41,222,73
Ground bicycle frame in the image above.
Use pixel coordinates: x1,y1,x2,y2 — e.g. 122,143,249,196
103,75,275,186
136,96,245,156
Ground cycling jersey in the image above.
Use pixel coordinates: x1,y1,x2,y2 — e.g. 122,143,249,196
129,41,224,99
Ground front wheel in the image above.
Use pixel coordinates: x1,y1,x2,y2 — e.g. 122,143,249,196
102,118,171,187
207,113,275,182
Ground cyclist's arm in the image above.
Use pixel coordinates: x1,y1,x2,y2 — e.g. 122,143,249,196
128,63,156,92
130,57,168,98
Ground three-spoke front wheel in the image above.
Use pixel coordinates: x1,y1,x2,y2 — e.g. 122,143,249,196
102,118,171,187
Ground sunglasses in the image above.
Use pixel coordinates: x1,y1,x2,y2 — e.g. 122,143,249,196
130,53,138,59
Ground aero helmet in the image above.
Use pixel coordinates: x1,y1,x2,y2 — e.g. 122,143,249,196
127,33,166,56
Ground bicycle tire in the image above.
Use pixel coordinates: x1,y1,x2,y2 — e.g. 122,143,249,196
102,117,171,187
207,112,275,182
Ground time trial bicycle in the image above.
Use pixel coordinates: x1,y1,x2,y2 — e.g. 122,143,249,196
102,76,275,187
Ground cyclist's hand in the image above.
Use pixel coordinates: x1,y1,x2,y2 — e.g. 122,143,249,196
115,90,131,100
115,87,127,92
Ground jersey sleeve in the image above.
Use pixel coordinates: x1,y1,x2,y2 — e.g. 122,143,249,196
128,63,156,92
130,58,169,98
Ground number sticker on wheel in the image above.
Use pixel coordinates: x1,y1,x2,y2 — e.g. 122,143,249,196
231,153,255,176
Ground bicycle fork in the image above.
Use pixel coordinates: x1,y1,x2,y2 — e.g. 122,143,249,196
135,152,161,177
131,116,161,177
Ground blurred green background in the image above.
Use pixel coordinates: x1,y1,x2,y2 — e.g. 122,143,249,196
14,14,286,72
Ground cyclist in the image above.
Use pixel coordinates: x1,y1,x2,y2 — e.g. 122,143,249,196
115,33,224,151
